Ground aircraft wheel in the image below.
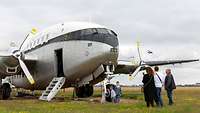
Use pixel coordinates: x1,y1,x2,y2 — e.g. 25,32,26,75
75,84,93,98
2,83,11,100
85,84,93,97
75,86,85,98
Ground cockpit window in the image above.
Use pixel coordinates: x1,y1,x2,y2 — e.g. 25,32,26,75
97,28,117,36
79,28,117,36
107,29,117,36
81,28,96,36
96,28,109,34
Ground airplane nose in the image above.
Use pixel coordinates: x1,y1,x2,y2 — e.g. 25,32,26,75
98,34,119,65
109,47,119,63
110,47,118,53
103,46,119,65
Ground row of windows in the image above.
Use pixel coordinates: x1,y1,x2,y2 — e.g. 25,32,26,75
24,28,118,51
25,34,49,51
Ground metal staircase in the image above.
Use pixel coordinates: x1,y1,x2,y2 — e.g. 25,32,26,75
39,77,66,101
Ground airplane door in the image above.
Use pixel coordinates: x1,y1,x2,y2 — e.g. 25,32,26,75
55,49,64,77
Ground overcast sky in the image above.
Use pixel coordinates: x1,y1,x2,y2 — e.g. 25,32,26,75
0,0,200,85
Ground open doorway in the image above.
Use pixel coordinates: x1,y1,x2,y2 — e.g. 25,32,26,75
55,49,64,77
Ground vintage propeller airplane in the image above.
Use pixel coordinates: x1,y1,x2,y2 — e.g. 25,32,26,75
0,21,198,101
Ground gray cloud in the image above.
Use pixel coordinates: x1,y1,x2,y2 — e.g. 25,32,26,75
0,0,199,84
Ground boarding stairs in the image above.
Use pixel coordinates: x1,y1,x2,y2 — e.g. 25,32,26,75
39,77,66,101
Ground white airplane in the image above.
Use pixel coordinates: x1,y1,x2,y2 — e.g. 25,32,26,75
0,21,198,101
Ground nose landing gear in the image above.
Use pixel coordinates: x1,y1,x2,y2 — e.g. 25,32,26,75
101,65,115,103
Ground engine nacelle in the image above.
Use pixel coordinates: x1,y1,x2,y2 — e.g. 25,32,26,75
0,56,20,76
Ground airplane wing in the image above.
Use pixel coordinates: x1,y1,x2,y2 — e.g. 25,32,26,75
144,59,199,66
114,59,199,74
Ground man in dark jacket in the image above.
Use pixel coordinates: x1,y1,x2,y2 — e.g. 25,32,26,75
165,69,176,105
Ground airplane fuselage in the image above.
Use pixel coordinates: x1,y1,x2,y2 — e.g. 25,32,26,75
9,22,119,90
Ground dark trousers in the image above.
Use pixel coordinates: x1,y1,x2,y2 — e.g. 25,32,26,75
146,100,154,107
166,90,173,105
144,92,154,107
155,87,163,107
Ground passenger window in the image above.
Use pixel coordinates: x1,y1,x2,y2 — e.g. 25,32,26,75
26,44,29,49
46,34,49,39
30,42,32,48
41,36,44,43
37,38,40,45
34,40,36,47
27,44,30,50
45,34,49,42
32,41,35,48
31,42,34,48
29,42,32,49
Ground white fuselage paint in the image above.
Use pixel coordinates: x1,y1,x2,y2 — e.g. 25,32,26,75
10,22,119,90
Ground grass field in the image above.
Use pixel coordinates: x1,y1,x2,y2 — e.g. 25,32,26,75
0,87,200,113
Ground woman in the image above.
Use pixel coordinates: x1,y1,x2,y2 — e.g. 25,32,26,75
110,85,116,103
142,67,156,107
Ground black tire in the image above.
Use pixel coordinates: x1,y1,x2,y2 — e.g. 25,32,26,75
75,84,93,98
85,84,93,97
75,86,85,98
2,83,11,100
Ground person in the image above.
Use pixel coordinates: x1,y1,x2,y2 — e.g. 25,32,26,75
165,69,176,105
142,67,156,107
115,81,122,103
105,85,111,102
110,85,116,103
154,66,165,107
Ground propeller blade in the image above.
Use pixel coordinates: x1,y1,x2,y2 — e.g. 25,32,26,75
18,57,35,84
131,66,142,77
136,41,142,62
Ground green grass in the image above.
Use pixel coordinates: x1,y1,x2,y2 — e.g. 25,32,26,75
0,87,199,113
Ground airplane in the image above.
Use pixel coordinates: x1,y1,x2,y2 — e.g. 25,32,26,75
0,21,198,101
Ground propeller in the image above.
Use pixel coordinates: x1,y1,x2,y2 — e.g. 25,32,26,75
11,29,36,85
129,41,147,79
18,57,35,84
131,65,142,78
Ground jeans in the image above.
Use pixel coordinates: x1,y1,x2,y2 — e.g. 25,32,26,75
155,87,163,107
167,90,173,105
115,96,120,103
111,97,116,103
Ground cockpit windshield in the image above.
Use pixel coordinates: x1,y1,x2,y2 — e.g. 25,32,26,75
80,28,117,36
